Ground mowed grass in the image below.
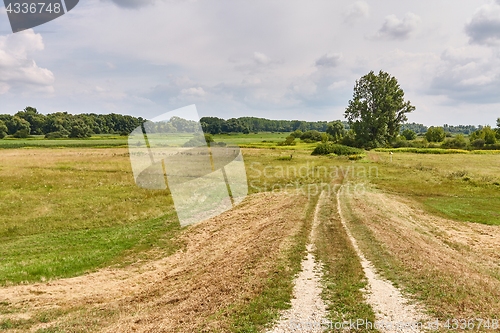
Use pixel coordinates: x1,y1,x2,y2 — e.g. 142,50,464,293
315,190,377,333
366,151,500,225
0,148,180,285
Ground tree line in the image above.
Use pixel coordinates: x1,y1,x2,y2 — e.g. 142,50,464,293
199,116,349,134
0,107,145,139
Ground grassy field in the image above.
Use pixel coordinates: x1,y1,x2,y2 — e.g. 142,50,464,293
0,148,179,285
0,135,499,331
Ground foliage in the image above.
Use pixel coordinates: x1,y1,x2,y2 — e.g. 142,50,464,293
326,120,346,142
441,134,467,149
277,135,296,146
311,143,363,156
0,120,7,139
345,70,415,148
289,129,303,138
300,130,322,142
13,129,31,138
400,122,428,134
183,133,214,147
471,139,485,148
69,119,92,138
45,131,69,139
470,126,497,144
401,129,417,140
425,126,446,142
200,116,346,134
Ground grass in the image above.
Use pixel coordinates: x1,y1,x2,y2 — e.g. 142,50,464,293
227,192,318,333
0,214,180,285
366,151,500,225
315,190,377,333
375,147,500,154
0,148,180,285
341,187,500,325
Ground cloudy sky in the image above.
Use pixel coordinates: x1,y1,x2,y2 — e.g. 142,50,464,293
1,0,500,126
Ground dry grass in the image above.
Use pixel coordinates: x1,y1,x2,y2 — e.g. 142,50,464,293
0,191,311,332
342,186,500,322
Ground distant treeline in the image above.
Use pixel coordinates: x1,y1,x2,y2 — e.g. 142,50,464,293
200,116,350,134
0,107,144,138
0,107,485,139
400,123,480,135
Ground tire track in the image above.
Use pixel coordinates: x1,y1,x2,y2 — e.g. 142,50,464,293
336,186,427,333
266,192,328,333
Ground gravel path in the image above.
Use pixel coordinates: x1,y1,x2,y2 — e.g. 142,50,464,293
265,192,328,333
337,186,427,333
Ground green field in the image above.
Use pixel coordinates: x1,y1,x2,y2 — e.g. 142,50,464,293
0,134,499,331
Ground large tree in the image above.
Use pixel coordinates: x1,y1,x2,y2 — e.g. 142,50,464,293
344,70,415,148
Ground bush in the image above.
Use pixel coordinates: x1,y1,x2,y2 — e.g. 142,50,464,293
312,143,363,156
401,129,417,140
45,131,68,139
300,130,323,142
13,129,30,138
183,133,214,147
441,134,467,149
425,126,445,142
471,139,485,148
277,135,296,146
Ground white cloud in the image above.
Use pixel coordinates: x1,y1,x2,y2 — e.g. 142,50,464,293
0,30,54,94
373,12,421,40
181,87,206,97
344,1,370,23
253,52,271,65
315,53,342,68
465,2,500,45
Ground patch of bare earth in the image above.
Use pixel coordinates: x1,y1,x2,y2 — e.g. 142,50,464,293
266,191,328,333
0,192,310,332
343,185,500,319
337,187,428,333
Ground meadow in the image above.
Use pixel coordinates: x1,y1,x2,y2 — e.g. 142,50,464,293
0,132,499,331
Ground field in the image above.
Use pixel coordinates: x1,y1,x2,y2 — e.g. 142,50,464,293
0,133,499,332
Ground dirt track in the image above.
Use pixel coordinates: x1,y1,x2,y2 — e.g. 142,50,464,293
0,192,310,332
343,185,500,319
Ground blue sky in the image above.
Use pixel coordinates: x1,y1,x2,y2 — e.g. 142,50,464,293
1,0,500,126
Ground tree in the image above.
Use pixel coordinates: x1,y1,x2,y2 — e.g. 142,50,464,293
470,126,497,145
0,120,7,139
344,70,415,148
401,129,417,140
425,126,445,142
69,119,92,138
326,120,346,143
15,107,46,135
5,116,31,135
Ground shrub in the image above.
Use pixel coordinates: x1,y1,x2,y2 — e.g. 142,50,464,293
471,139,485,148
300,130,323,142
401,129,417,140
183,133,214,147
425,126,445,142
312,143,363,156
13,129,30,138
45,131,68,139
277,135,296,146
441,134,467,149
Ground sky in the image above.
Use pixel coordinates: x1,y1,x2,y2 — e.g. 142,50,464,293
1,0,500,126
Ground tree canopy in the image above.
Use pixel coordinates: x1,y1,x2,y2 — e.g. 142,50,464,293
344,70,415,148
